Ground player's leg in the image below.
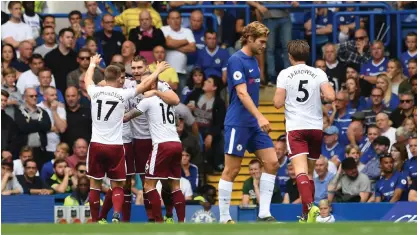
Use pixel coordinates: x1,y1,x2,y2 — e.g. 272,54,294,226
169,178,185,222
143,178,163,222
110,180,125,223
89,178,103,223
86,143,104,223
123,142,135,222
98,184,112,222
168,142,186,223
161,181,174,222
253,129,279,221
219,126,247,223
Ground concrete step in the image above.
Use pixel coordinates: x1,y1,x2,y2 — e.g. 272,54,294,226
264,113,285,122
258,105,283,114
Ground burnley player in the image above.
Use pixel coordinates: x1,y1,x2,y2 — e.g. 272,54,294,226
85,54,169,223
135,80,185,223
273,40,335,223
219,21,278,223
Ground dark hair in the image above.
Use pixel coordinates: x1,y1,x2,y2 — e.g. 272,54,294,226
341,158,357,170
78,48,91,57
68,10,82,20
406,32,417,38
43,14,55,21
379,153,393,162
391,142,408,172
101,13,113,22
167,9,181,18
104,65,121,82
346,63,360,73
204,30,217,37
182,146,195,160
2,43,17,63
19,146,33,155
186,67,206,90
75,162,86,170
287,40,310,62
8,1,21,10
207,75,223,96
53,159,67,168
38,67,52,76
29,54,43,64
23,159,36,168
249,159,262,167
409,58,417,65
367,124,379,131
59,27,75,37
346,77,362,109
410,74,417,83
41,26,55,35
110,62,126,73
132,55,147,65
1,90,10,98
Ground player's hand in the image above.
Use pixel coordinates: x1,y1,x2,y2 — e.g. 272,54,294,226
257,115,271,133
204,135,213,150
90,54,102,66
155,61,170,74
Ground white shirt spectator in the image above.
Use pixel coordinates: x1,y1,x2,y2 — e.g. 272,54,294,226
23,13,41,39
316,214,335,223
161,25,195,74
1,21,33,43
156,177,193,199
34,44,57,58
381,127,396,149
36,102,66,152
16,70,56,95
12,159,39,176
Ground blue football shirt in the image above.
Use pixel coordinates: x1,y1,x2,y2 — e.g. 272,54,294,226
360,57,388,77
224,50,261,127
375,171,408,202
400,51,417,77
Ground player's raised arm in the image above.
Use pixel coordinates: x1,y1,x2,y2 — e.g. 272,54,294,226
135,61,170,95
320,81,336,103
85,54,102,88
155,81,180,105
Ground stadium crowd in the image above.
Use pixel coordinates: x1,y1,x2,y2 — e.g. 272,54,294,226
1,0,417,212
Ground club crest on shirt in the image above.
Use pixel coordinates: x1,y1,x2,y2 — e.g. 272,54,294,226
339,16,345,22
323,18,328,23
215,58,221,64
401,179,407,185
233,71,242,81
236,144,243,151
379,67,384,71
390,182,395,187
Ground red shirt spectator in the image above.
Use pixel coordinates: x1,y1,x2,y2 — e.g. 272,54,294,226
66,138,88,169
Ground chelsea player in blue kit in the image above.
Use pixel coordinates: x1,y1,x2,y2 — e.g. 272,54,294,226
218,22,279,223
375,154,408,202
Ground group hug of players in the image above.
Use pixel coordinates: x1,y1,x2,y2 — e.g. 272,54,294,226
85,21,335,224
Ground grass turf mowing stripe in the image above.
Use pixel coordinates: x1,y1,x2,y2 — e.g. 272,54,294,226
2,223,416,235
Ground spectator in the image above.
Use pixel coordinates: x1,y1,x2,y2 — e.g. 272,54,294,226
14,88,51,168
132,174,144,205
374,74,400,111
35,68,64,104
321,126,345,167
400,32,417,77
314,156,335,204
68,11,82,40
329,91,354,145
175,102,200,137
410,180,417,201
336,7,358,44
195,30,230,84
11,41,33,73
115,1,162,36
386,59,408,95
181,67,205,103
376,113,396,147
1,1,35,49
367,124,382,143
2,68,23,115
1,90,18,160
84,37,106,71
403,117,416,133
187,10,205,70
181,146,199,193
2,44,17,70
360,41,387,90
16,159,52,195
94,14,125,66
84,1,103,31
337,29,371,65
390,92,416,128
346,121,375,164
77,73,91,107
345,77,367,111
71,162,87,188
324,43,347,92
41,142,69,182
66,138,88,170
362,136,390,180
161,10,196,92
1,159,23,195
315,59,326,72
391,142,409,173
67,49,104,88
403,137,417,181
345,144,365,172
304,2,333,57
177,120,201,166
411,75,417,104
395,126,414,148
17,54,56,95
75,18,96,52
63,176,91,206
408,59,417,78
185,76,226,171
62,86,92,149
363,87,391,126
121,40,136,74
34,15,56,46
21,1,41,39
282,163,301,204
275,140,289,194
47,159,73,194
375,155,408,202
128,10,165,64
148,46,179,91
156,177,193,201
242,159,282,205
12,146,39,176
44,28,78,93
37,86,67,155
34,26,57,57
328,158,371,203
316,199,335,223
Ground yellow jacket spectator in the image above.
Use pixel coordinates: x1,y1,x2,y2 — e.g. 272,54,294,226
115,3,162,36
63,176,103,206
149,45,179,91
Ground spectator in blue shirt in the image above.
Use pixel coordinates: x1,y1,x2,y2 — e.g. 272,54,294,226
304,2,333,57
345,77,367,111
330,91,355,145
314,156,335,204
321,126,345,167
336,7,358,44
181,67,205,103
36,68,65,104
375,154,408,202
347,121,376,164
374,74,400,111
40,142,69,181
195,30,230,85
187,10,205,71
400,32,417,77
75,18,96,52
362,136,390,180
84,1,103,31
403,137,417,182
274,140,289,194
181,146,199,192
360,41,388,90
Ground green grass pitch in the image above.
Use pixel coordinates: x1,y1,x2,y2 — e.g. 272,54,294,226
2,223,417,235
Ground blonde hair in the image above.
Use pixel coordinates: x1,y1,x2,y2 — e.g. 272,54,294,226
345,144,361,155
2,67,16,77
56,142,70,154
240,21,269,46
389,58,408,82
377,73,393,107
318,199,331,208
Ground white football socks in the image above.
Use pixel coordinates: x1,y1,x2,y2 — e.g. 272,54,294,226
258,172,276,218
218,179,233,222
